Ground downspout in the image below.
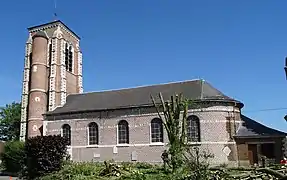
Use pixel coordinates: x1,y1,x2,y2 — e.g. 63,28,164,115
233,102,237,138
234,101,240,167
236,138,241,167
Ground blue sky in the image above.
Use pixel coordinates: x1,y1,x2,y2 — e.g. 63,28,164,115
0,0,287,132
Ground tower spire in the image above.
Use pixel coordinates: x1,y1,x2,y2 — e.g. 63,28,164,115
53,0,58,21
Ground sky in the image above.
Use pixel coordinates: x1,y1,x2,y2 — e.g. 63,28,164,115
0,0,287,132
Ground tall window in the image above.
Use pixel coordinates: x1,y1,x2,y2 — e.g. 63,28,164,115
48,43,52,67
187,115,200,142
62,124,71,146
88,122,99,145
47,43,52,111
65,43,73,72
151,118,163,143
118,120,129,144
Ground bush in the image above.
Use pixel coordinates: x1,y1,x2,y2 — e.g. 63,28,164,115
40,161,167,180
41,162,103,180
0,140,25,174
20,135,69,179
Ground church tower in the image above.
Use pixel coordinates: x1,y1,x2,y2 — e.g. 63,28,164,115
20,21,83,141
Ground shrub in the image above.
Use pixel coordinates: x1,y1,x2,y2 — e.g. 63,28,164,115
0,140,25,174
40,161,167,180
40,162,104,180
133,162,155,169
20,135,69,179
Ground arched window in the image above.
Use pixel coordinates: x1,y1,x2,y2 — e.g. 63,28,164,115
65,43,69,70
62,124,71,145
65,43,73,72
48,43,52,67
187,115,200,142
151,118,163,143
88,122,99,145
68,46,73,72
118,120,129,144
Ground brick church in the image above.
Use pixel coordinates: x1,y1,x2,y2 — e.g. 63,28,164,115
20,20,287,167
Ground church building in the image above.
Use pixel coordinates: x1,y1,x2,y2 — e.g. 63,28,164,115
20,20,287,167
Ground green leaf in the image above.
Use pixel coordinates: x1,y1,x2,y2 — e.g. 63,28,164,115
0,102,21,141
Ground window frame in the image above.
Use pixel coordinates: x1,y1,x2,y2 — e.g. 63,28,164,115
186,115,201,143
117,120,129,146
61,124,71,146
64,43,74,73
87,122,99,146
150,118,164,145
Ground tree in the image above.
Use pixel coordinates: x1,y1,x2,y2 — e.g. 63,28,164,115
20,135,69,179
151,93,215,179
0,140,25,174
151,93,191,172
0,102,21,141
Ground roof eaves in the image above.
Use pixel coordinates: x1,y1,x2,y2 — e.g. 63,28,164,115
44,103,158,116
234,135,286,139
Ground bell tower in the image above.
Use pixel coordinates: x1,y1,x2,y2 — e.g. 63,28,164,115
20,21,83,141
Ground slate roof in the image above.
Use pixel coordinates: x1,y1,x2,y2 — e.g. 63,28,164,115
235,115,287,138
45,79,242,115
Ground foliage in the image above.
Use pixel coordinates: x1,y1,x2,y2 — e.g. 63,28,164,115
0,102,21,141
40,161,169,180
0,140,25,173
40,161,103,180
98,160,163,179
183,147,215,179
40,161,287,180
20,135,69,179
99,160,122,177
151,93,192,172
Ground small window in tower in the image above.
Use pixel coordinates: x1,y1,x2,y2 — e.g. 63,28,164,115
65,43,69,70
68,46,73,72
48,43,52,67
64,43,73,73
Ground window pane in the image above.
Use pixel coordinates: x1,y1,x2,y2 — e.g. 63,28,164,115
62,124,71,145
151,119,163,143
118,121,129,144
187,116,200,142
89,123,98,145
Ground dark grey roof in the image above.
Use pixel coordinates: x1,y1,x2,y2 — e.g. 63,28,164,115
235,115,287,138
46,79,242,115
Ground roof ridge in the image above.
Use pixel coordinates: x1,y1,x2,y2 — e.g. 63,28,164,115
200,79,204,99
76,78,204,95
202,80,233,98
